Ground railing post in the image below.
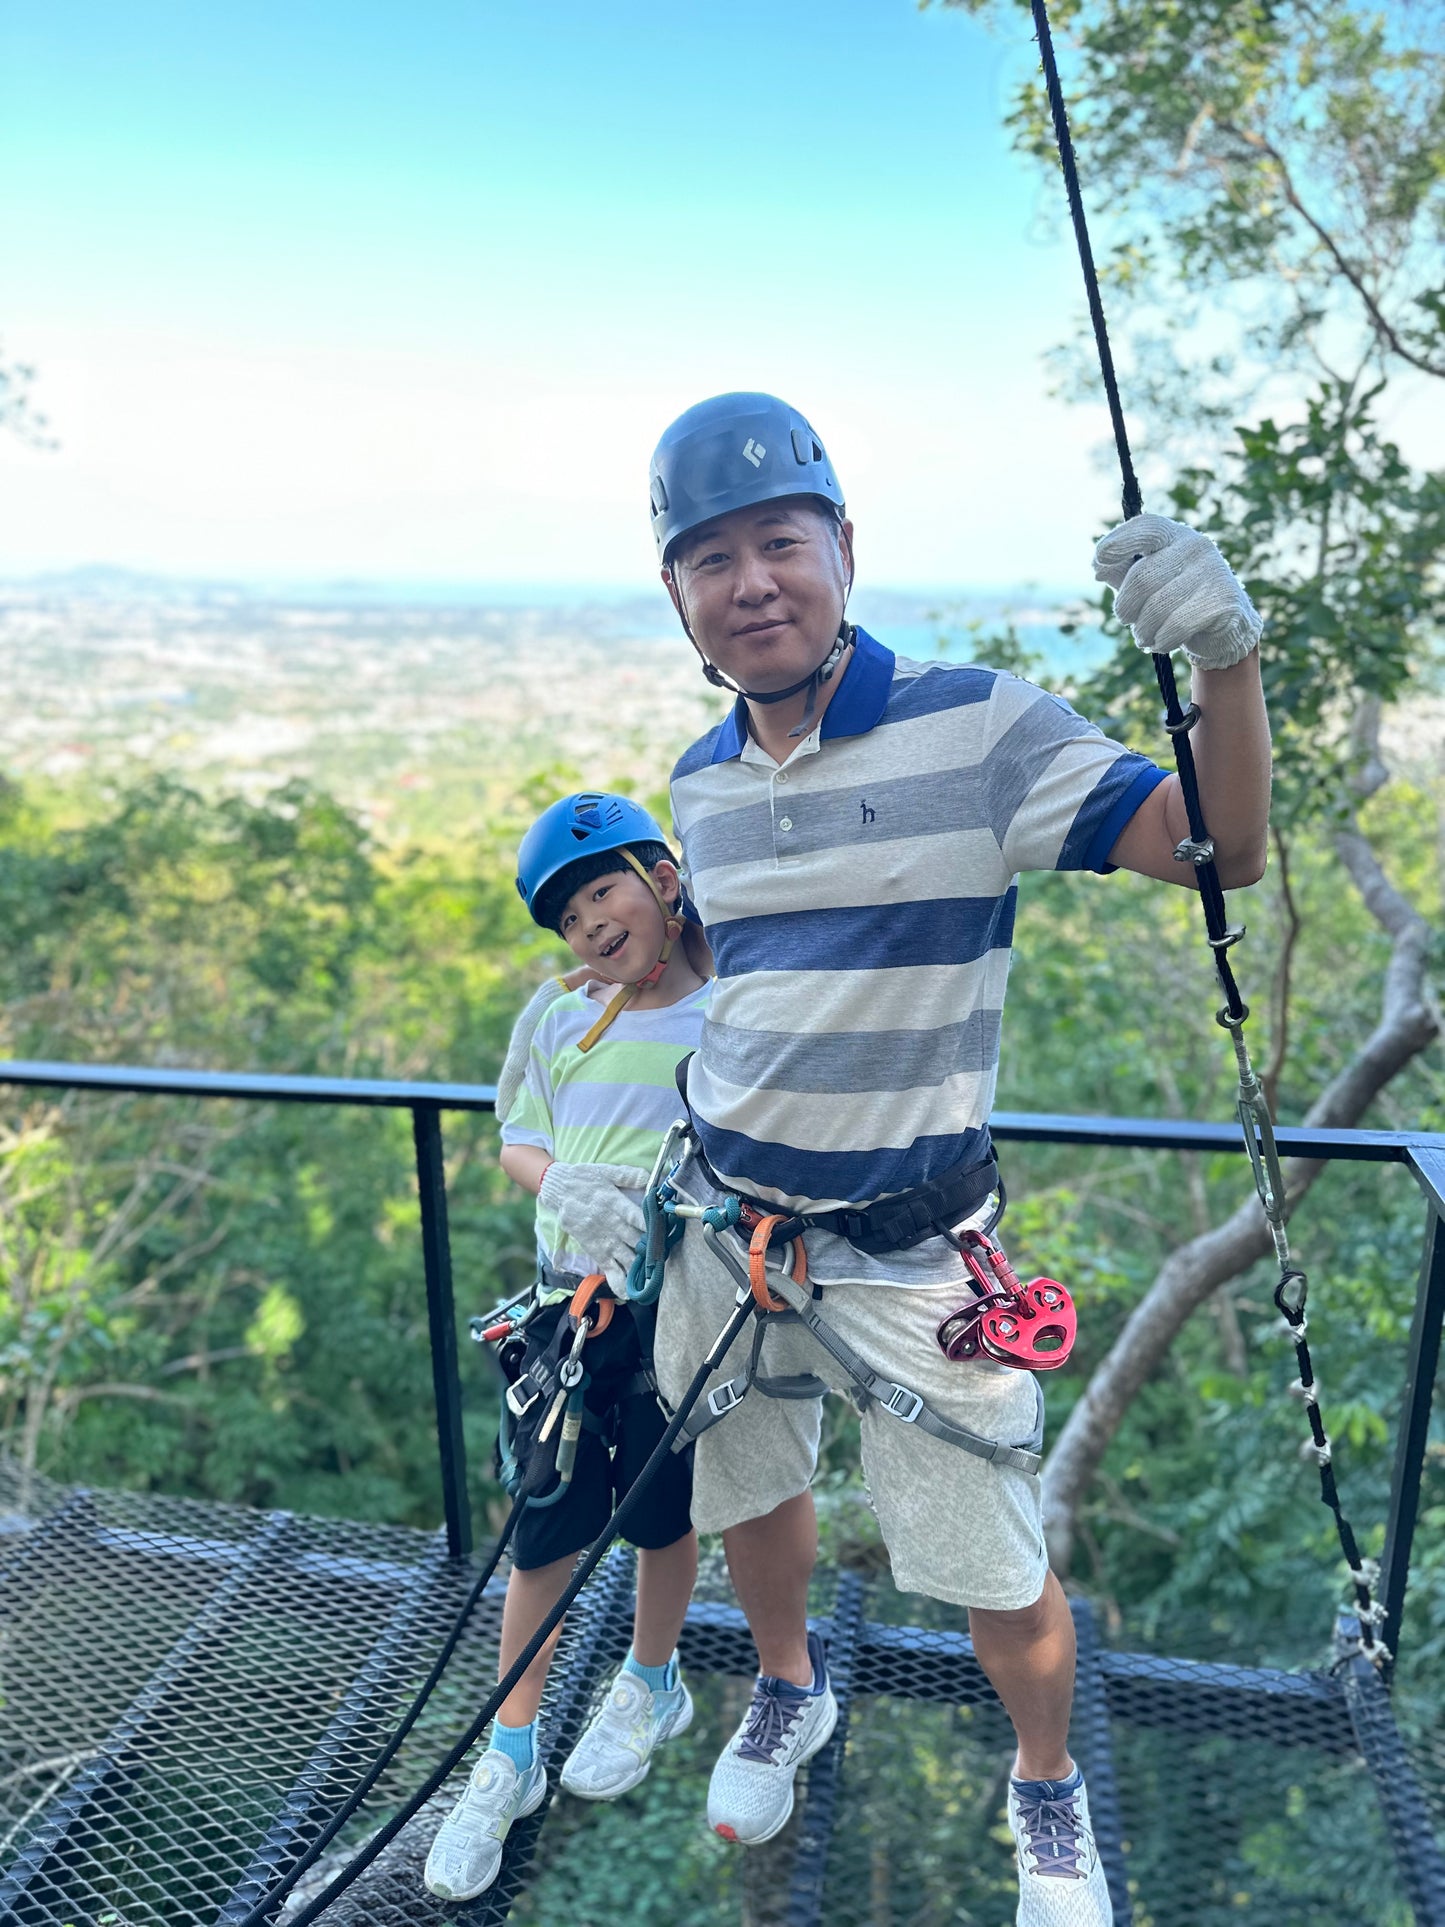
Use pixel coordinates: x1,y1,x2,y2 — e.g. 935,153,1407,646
412,1103,472,1559
1380,1146,1445,1672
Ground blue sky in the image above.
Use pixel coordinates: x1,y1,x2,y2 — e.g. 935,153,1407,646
0,1,1185,589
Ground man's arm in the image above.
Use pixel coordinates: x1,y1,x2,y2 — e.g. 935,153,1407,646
1109,651,1270,888
1093,515,1271,891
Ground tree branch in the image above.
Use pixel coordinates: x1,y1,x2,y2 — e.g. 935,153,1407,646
1215,120,1445,379
1042,821,1438,1575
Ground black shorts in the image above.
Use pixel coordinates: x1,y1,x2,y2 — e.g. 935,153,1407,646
508,1300,694,1571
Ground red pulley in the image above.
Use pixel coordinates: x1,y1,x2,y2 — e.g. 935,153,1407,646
975,1279,1076,1371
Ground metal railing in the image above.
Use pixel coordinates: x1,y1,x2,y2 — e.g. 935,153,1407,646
1,1059,1441,1673
1,1059,1443,1926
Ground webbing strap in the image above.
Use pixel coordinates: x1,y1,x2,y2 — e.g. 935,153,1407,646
677,1315,829,1443
694,1224,1043,1476
783,1285,1044,1477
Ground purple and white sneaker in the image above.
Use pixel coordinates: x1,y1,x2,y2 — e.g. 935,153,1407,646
1007,1765,1114,1925
707,1629,838,1846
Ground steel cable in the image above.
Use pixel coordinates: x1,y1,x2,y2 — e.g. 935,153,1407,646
1029,0,1385,1663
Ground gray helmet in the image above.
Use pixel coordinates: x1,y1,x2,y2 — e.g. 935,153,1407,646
648,392,844,563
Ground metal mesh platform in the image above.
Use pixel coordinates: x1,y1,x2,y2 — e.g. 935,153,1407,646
3,1463,1443,1927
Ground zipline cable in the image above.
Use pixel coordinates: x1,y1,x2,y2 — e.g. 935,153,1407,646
235,1289,759,1925
1029,0,1386,1666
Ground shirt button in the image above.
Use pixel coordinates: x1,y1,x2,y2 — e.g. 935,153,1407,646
779,816,793,831
775,771,788,783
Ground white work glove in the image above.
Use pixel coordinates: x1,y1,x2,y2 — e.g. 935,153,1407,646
538,1160,650,1288
1093,513,1262,669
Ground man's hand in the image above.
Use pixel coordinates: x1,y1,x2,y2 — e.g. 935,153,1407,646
539,1160,650,1290
1094,514,1262,669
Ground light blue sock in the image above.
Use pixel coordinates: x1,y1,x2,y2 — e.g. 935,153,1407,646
488,1717,537,1771
623,1648,678,1694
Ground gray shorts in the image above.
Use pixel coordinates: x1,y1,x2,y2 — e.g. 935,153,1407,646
653,1184,1050,1612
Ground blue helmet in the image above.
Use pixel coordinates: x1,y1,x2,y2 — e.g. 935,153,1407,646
648,392,844,563
515,792,671,925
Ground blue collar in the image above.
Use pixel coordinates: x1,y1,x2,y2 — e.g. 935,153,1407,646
705,627,896,764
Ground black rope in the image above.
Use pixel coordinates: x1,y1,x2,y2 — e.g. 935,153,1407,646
1028,0,1245,1022
236,1290,760,1926
1030,0,1383,1659
1029,0,1140,523
227,1490,527,1924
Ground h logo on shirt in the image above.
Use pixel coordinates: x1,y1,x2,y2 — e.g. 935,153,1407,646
860,799,876,826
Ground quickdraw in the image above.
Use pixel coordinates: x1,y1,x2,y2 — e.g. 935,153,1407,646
934,1229,1077,1371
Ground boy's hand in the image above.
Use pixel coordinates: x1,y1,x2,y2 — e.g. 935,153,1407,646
559,962,606,991
539,1161,650,1289
1093,514,1262,669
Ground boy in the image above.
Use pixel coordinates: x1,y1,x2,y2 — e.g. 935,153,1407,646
424,791,710,1904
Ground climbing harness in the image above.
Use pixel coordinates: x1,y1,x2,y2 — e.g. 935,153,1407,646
637,1126,1046,1477
1031,0,1386,1664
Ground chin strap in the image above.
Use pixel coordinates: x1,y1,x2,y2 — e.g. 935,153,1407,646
576,848,686,1053
702,625,854,740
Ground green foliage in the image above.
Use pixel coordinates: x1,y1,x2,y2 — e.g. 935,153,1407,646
943,1,1445,409
1069,380,1445,821
0,776,565,1525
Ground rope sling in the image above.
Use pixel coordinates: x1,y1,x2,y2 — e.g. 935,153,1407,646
1027,0,1387,1668
235,14,1390,1921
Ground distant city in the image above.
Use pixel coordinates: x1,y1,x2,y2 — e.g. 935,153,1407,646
0,572,1101,837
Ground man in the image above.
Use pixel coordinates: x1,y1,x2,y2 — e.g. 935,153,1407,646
647,393,1269,1926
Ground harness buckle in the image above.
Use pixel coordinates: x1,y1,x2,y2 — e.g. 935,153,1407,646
505,1378,542,1419
883,1384,924,1423
707,1379,746,1419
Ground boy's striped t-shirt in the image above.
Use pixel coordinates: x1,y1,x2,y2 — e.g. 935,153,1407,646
669,627,1166,1221
502,981,708,1278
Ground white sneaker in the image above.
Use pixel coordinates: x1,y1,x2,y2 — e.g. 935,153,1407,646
422,1749,547,1902
707,1630,838,1846
1007,1769,1114,1926
559,1662,694,1800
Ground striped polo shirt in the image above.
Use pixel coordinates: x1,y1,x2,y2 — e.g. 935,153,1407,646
502,981,709,1278
670,627,1165,1217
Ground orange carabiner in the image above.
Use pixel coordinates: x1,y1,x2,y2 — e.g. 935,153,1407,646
748,1216,806,1312
569,1272,615,1336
